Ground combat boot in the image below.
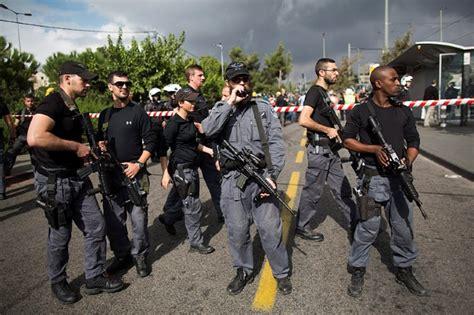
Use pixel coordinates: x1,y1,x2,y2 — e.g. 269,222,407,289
51,279,80,304
276,276,292,295
395,266,430,297
347,266,365,298
84,275,124,295
227,268,255,295
135,255,151,278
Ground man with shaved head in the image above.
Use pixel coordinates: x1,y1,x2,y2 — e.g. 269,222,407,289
342,66,429,298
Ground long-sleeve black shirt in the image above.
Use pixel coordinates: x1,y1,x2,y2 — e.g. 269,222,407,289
164,113,199,166
342,98,420,166
97,102,155,162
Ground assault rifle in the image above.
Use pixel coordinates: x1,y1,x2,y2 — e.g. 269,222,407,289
77,113,115,198
318,89,361,173
220,140,297,217
367,114,428,220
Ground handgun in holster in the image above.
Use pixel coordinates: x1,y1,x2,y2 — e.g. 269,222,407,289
173,165,191,199
36,174,72,229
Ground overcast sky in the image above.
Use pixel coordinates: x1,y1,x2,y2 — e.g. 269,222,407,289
1,0,473,82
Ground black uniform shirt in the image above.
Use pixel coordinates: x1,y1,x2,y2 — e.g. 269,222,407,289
97,102,154,163
164,113,199,165
343,98,420,166
32,92,83,169
186,85,209,123
304,85,334,139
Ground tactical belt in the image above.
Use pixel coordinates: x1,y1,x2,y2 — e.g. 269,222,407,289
37,166,78,178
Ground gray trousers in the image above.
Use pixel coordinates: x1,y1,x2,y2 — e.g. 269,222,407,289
173,167,204,246
348,174,418,268
221,173,289,278
34,171,106,283
297,144,357,231
103,171,149,258
162,153,222,223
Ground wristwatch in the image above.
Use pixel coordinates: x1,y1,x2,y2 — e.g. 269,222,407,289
137,161,145,169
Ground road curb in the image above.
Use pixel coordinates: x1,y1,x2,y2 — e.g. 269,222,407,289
419,148,474,181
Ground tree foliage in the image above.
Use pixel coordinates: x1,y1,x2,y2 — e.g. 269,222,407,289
0,36,39,111
380,30,413,65
332,55,360,93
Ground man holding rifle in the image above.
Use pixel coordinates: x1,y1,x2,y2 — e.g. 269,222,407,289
343,65,429,298
202,62,292,295
97,71,158,278
296,58,357,242
27,61,123,304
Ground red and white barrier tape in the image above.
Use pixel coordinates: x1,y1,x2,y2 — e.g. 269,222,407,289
11,98,474,118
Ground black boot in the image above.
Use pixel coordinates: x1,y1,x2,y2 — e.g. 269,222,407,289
135,255,151,278
395,267,430,297
295,228,324,241
347,266,365,298
105,255,133,276
227,268,255,295
189,244,215,254
276,276,292,295
84,275,124,295
51,279,80,304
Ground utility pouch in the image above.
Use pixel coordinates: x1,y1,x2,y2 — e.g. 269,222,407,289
173,166,190,199
236,173,248,191
357,195,381,221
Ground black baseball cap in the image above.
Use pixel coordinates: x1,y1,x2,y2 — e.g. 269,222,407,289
58,61,98,80
225,62,250,80
175,87,199,102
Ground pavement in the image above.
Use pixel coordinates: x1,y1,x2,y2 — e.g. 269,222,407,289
417,121,474,181
1,123,473,313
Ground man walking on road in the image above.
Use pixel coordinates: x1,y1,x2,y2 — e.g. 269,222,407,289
27,61,123,304
296,58,357,242
343,65,429,298
202,62,292,295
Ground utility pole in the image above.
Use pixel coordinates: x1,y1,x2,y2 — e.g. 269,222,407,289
216,43,224,80
384,0,389,51
322,32,326,58
0,4,32,53
440,9,443,42
348,42,352,76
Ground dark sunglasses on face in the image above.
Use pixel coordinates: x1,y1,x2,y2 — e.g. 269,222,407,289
230,76,250,83
112,81,133,88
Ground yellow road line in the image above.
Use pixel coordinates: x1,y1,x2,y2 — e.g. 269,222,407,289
300,138,306,147
295,151,304,164
252,171,300,311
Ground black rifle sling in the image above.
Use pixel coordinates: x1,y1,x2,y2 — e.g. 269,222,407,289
251,101,273,171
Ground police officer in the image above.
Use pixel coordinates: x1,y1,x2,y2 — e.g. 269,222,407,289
202,62,292,295
27,61,123,304
97,71,157,278
161,87,215,254
296,58,357,241
159,65,223,234
343,66,429,298
5,94,36,175
0,96,16,200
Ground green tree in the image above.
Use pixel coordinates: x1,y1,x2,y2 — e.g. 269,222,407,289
332,56,360,93
380,30,413,65
228,47,260,73
0,36,39,111
258,42,292,93
198,55,225,104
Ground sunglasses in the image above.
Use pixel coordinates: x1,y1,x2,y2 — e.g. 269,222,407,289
230,76,250,84
112,81,133,88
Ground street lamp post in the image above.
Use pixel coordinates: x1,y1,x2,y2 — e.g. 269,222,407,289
322,32,326,58
216,43,224,81
0,4,32,53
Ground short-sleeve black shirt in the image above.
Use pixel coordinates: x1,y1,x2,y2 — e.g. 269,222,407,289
342,98,420,166
304,85,333,139
31,92,83,170
164,113,199,166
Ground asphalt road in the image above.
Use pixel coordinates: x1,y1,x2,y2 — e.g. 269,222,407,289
1,123,473,314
